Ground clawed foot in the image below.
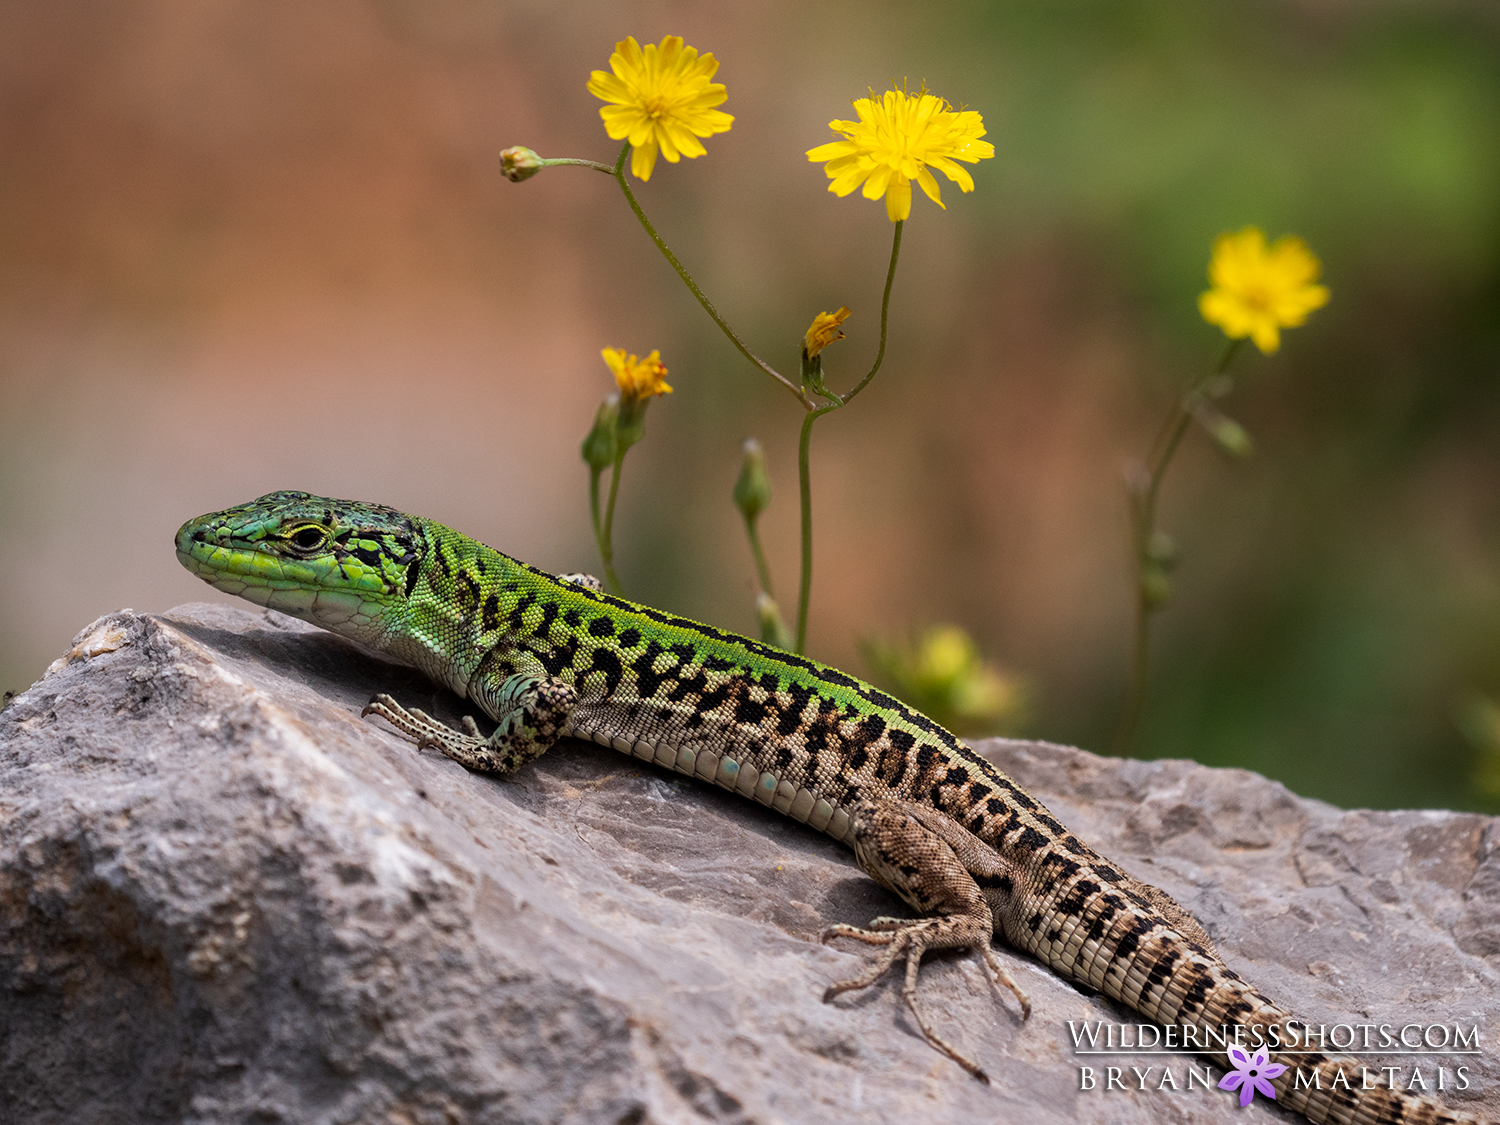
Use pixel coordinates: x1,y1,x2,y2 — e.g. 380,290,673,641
362,693,506,771
821,916,1032,1084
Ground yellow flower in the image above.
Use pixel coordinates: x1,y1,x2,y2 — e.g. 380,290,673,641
803,307,851,359
602,347,672,400
807,87,994,222
1198,227,1330,354
587,36,734,182
861,624,1026,737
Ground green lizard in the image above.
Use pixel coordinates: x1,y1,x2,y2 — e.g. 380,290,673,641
177,491,1486,1125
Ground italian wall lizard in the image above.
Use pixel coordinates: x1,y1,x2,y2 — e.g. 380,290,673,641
175,491,1487,1124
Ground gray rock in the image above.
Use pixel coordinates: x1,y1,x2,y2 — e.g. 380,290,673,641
2,604,1496,1124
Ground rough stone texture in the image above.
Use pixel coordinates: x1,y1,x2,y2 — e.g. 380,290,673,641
2,604,1497,1125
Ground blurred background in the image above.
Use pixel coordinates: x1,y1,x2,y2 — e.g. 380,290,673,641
2,0,1497,811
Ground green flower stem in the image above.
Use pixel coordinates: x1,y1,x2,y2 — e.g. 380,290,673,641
794,403,840,652
743,515,776,599
560,145,906,656
1113,561,1155,759
793,221,905,653
589,465,605,555
598,449,627,596
610,144,809,407
837,220,903,406
538,157,617,174
1113,338,1245,755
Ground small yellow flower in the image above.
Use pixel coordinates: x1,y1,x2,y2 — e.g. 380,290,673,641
803,307,851,359
807,87,994,222
1198,227,1330,354
861,624,1025,737
587,36,734,182
602,347,672,400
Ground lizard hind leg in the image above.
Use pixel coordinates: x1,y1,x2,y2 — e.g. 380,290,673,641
820,799,1029,1083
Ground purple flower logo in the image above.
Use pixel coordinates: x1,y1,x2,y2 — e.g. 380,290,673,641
1218,1046,1288,1108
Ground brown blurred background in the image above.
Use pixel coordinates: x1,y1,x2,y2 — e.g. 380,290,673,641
2,0,1498,811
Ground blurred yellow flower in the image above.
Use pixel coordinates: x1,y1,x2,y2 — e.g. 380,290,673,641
862,624,1026,737
803,307,851,359
587,36,734,182
602,347,672,400
807,88,994,222
1198,227,1330,354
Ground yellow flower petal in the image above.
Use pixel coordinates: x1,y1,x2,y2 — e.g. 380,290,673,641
588,35,733,181
1251,321,1281,354
926,155,975,192
862,165,893,202
805,140,852,162
629,142,659,181
603,346,672,400
807,86,993,221
885,174,912,222
803,307,852,358
586,72,632,103
1198,226,1329,354
915,166,944,207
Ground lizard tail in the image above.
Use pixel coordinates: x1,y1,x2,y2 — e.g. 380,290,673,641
1111,926,1484,1123
1018,879,1488,1124
1182,989,1485,1125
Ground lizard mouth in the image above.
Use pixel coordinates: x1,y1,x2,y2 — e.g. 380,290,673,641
174,512,399,639
174,519,304,601
175,517,274,586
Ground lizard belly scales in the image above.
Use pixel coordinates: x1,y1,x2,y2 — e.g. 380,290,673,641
176,492,1490,1125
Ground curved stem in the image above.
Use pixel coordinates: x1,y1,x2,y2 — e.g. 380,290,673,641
538,157,616,174
1114,587,1153,757
744,516,775,599
599,450,627,596
1143,407,1195,517
1113,337,1246,755
792,221,908,653
610,144,808,407
588,465,604,561
840,220,904,405
794,404,840,653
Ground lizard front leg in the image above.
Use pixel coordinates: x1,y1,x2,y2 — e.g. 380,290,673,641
822,799,1030,1083
363,654,577,776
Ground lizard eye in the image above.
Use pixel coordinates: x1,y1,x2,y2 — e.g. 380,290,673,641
290,526,328,551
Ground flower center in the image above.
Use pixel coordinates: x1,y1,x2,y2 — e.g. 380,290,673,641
1241,283,1272,312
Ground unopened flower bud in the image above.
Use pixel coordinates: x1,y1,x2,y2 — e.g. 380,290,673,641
1140,562,1172,610
1205,374,1235,400
500,146,543,182
1191,400,1254,459
1209,416,1254,458
733,438,772,523
1146,530,1177,568
581,395,619,470
756,592,794,650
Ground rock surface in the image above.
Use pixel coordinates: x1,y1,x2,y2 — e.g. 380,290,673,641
2,604,1498,1125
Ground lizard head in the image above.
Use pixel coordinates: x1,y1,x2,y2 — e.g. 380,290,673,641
175,491,422,640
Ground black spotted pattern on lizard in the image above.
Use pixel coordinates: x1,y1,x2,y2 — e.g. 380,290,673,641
175,491,1491,1125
